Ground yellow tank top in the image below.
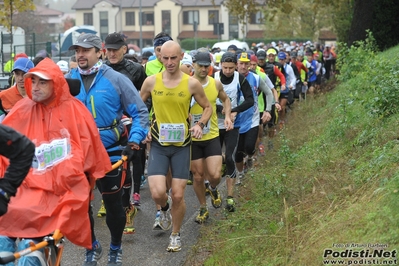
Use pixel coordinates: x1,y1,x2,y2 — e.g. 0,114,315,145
190,77,219,141
151,72,192,146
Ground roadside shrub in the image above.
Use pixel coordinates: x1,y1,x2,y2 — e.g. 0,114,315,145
337,31,399,118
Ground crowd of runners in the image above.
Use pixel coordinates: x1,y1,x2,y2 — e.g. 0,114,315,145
0,31,336,265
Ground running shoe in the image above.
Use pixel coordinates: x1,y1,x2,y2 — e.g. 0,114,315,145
247,157,254,169
107,248,122,266
235,174,244,186
123,204,137,234
225,197,236,212
83,242,103,266
195,207,209,224
209,188,222,208
140,175,147,187
153,211,163,230
259,143,265,156
166,232,181,252
160,196,172,230
133,192,141,206
97,200,106,217
243,158,248,173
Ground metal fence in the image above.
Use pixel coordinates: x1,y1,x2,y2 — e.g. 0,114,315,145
0,32,67,74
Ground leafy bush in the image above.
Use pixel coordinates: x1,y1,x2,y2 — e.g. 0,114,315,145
337,31,399,118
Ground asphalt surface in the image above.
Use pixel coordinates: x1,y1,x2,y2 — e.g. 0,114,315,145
61,176,227,266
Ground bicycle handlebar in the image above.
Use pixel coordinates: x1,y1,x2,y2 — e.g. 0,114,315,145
0,229,63,264
110,155,128,171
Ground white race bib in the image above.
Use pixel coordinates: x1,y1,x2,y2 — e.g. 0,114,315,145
160,123,185,142
191,114,210,134
33,138,71,171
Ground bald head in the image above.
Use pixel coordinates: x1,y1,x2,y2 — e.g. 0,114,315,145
160,41,184,74
161,40,182,54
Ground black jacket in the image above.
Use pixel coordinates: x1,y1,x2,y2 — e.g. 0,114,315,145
105,58,147,90
0,124,35,197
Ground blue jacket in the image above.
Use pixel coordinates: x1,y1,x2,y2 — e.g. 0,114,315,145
66,64,149,158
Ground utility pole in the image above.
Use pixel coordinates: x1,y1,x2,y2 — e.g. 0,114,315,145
10,0,13,57
139,0,143,51
194,21,198,50
119,1,122,33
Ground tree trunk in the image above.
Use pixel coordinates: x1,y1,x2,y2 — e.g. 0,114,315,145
347,0,375,46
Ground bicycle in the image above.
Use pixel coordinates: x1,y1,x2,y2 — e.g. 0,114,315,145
0,155,127,266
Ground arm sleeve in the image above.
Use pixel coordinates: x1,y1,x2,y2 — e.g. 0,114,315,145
0,124,35,197
258,78,273,112
231,75,254,114
274,66,286,86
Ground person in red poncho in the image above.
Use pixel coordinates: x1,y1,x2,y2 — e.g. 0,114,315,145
0,58,111,264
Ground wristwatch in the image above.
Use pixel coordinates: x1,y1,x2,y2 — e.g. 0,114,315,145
197,121,205,129
0,188,10,201
275,101,280,104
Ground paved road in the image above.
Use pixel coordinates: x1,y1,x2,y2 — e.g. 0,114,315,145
61,177,227,266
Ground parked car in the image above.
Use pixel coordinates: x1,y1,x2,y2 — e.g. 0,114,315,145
212,40,250,52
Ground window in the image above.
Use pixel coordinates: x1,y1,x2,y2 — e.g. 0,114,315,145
250,11,264,24
2,34,12,44
228,14,239,39
162,10,171,35
84,13,93,25
99,11,109,41
208,10,219,24
183,11,199,25
126,12,135,26
141,12,154,25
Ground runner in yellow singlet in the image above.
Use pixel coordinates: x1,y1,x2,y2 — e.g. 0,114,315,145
189,50,233,224
140,41,212,252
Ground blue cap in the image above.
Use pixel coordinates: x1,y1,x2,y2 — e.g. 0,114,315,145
12,58,34,73
277,51,286,60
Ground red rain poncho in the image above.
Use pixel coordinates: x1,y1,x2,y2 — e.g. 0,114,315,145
0,58,111,248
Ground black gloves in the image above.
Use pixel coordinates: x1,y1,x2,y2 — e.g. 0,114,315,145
122,143,140,161
0,188,10,216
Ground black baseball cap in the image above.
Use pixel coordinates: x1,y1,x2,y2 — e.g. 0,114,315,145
69,33,102,50
227,44,238,52
221,52,237,63
256,50,266,60
193,51,211,66
104,32,126,49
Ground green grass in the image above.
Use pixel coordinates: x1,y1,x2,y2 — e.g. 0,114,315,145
186,43,399,265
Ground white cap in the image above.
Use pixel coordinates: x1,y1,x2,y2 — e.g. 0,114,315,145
24,71,51,80
181,54,193,67
56,60,69,73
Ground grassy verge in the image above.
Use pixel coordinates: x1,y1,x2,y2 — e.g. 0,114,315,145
186,43,399,265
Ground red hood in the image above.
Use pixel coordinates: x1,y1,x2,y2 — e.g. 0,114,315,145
24,58,71,107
